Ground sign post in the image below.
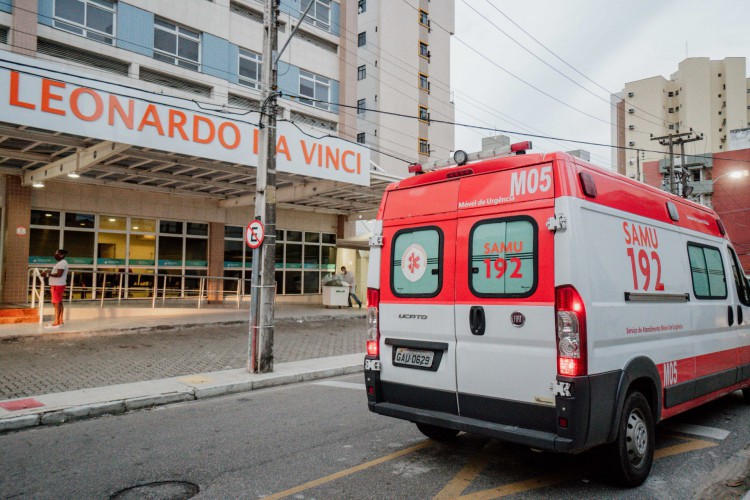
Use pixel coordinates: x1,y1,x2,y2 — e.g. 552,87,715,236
246,218,265,372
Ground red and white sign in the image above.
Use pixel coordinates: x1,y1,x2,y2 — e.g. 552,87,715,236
245,221,265,249
0,52,370,186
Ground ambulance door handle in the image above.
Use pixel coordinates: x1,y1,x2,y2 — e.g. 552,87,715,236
727,306,734,326
738,306,743,325
470,306,485,336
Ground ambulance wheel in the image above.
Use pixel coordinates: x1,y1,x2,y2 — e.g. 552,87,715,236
416,422,459,441
743,388,750,404
607,391,654,487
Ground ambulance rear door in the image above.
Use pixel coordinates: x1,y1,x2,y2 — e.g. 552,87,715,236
377,180,460,416
454,163,558,429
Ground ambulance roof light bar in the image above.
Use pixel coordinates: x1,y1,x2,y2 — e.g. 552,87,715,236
425,141,533,171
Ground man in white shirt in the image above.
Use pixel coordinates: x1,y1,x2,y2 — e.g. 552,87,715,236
42,249,69,328
340,266,362,308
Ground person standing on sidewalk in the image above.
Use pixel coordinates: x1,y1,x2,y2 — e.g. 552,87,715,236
340,266,362,308
42,249,69,328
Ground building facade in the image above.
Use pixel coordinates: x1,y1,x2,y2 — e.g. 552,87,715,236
0,0,444,305
641,147,750,272
356,0,454,175
613,57,750,179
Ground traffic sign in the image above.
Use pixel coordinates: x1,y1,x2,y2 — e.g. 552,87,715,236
245,220,265,249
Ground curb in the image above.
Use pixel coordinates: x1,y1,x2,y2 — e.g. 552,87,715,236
0,361,364,434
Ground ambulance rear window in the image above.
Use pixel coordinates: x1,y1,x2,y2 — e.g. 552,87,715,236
687,243,727,299
391,227,442,297
469,217,537,297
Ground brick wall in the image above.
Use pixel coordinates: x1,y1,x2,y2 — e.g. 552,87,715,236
2,177,32,304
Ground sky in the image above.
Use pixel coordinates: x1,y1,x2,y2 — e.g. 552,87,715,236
450,0,750,169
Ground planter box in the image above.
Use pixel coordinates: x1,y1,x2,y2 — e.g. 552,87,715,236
322,286,349,307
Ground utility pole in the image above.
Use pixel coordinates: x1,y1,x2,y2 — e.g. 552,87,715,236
650,130,702,196
249,0,316,373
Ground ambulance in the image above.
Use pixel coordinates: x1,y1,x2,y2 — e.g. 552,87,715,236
363,142,750,487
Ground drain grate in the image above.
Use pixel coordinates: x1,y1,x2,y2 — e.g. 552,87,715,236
110,481,199,500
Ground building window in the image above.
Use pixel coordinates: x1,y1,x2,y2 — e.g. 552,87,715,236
419,138,430,155
668,108,674,113
299,70,330,110
419,73,430,92
358,0,366,14
154,18,201,71
357,65,366,80
418,9,429,27
238,49,262,89
357,132,365,144
53,0,116,45
358,31,366,47
357,98,366,115
301,0,331,32
419,105,429,122
275,230,336,295
419,41,429,59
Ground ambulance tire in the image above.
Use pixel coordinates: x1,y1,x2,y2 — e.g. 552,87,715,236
416,422,459,441
607,391,654,487
743,388,750,404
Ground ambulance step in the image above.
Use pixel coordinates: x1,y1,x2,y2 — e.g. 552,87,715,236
373,402,573,452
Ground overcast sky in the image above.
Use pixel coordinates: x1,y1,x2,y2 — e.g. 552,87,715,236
450,0,750,169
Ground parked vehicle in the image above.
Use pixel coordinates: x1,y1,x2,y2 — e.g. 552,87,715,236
364,143,750,487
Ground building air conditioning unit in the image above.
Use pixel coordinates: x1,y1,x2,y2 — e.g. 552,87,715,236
627,92,634,97
628,125,634,130
628,141,635,146
628,108,635,114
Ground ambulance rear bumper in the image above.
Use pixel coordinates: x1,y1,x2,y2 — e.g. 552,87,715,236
371,402,575,452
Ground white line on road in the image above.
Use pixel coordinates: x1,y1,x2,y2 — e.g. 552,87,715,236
665,423,730,440
312,381,366,391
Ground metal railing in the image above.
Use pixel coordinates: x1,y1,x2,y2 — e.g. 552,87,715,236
29,268,45,324
28,269,245,309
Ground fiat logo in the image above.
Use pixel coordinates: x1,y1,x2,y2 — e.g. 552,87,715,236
511,311,525,327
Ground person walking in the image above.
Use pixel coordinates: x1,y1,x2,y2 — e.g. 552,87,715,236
340,266,362,308
42,249,69,328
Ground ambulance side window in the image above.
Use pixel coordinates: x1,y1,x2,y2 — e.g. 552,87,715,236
687,243,727,299
728,247,750,306
391,227,442,297
469,217,537,297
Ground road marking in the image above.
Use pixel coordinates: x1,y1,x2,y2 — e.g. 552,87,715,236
263,441,431,500
312,381,365,390
433,442,495,500
265,433,719,499
654,434,718,459
663,423,730,440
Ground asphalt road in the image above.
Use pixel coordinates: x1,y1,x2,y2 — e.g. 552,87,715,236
1,374,748,499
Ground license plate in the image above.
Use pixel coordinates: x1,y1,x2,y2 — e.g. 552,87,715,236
394,347,434,368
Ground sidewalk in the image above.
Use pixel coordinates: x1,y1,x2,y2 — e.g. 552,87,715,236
0,303,367,433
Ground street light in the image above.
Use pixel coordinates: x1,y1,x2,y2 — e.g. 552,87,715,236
713,170,750,183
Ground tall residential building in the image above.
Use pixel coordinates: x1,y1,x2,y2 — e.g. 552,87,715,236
612,57,750,179
0,0,440,305
356,0,455,176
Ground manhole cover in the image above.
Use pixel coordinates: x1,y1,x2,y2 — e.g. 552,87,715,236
110,481,199,500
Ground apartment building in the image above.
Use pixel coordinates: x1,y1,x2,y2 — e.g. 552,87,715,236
612,57,750,179
0,0,422,305
356,0,454,175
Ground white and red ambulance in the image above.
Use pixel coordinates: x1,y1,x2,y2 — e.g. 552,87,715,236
363,143,750,487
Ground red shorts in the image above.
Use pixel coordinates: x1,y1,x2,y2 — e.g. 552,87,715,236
50,285,66,304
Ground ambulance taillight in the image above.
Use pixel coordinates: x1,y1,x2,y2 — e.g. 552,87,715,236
555,285,587,376
366,288,380,357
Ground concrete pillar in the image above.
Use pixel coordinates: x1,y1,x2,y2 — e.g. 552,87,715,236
2,176,32,304
207,221,225,303
11,0,38,57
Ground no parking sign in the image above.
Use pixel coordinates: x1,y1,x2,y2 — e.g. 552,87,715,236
245,220,265,249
